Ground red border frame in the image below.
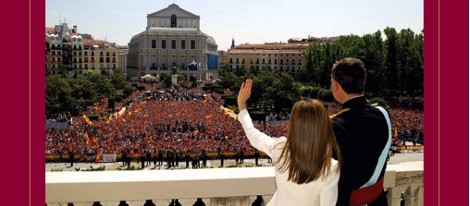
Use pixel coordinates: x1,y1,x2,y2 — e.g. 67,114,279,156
5,0,468,205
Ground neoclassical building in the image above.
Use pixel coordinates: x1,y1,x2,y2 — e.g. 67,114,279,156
127,4,219,80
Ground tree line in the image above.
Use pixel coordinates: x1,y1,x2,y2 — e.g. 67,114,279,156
46,69,132,118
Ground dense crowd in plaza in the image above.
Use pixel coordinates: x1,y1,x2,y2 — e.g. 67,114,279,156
45,83,424,162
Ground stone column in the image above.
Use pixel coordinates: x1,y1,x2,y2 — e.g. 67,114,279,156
387,186,406,206
210,196,250,206
404,186,424,206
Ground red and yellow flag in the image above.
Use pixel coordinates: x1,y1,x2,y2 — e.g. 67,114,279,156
82,113,93,126
83,132,89,143
393,127,398,141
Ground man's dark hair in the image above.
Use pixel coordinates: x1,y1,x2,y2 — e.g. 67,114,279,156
331,57,367,94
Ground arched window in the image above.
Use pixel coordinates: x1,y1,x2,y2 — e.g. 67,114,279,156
171,15,177,28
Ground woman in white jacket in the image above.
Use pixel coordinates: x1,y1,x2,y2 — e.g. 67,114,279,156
237,79,342,206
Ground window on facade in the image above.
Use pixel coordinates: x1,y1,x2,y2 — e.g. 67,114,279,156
171,15,177,28
162,40,166,49
191,40,196,49
100,57,104,63
106,57,110,63
152,40,156,48
181,40,185,49
172,40,176,49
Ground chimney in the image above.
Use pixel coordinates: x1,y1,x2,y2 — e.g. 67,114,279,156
73,25,77,34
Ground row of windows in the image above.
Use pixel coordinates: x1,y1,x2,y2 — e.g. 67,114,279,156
49,50,116,56
231,65,301,71
229,58,302,65
146,62,197,70
151,40,196,50
50,57,116,63
229,53,302,57
49,64,116,69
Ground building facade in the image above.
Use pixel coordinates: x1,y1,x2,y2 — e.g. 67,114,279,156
45,23,123,75
224,37,337,73
126,4,218,81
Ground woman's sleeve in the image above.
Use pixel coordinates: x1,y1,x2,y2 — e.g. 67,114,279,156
238,109,279,157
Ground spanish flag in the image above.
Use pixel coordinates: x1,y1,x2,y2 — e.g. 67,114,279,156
91,136,97,144
83,132,90,143
393,127,398,141
82,113,93,126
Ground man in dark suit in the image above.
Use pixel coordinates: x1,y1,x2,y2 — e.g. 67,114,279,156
330,58,391,206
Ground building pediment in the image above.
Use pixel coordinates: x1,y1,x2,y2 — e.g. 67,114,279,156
147,4,200,19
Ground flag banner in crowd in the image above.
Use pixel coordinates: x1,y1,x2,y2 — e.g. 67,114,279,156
82,113,93,126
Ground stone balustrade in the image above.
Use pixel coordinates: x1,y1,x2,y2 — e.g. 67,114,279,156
46,161,423,206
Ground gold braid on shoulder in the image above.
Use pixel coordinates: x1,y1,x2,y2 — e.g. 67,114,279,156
329,103,381,119
329,108,350,119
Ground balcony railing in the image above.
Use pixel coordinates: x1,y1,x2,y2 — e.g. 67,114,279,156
46,161,423,206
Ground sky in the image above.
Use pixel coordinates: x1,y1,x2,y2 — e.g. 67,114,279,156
46,0,423,51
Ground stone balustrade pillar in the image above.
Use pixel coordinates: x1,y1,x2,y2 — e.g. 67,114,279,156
210,196,250,206
386,186,406,206
404,186,424,206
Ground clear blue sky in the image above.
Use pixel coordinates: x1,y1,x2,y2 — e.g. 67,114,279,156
46,0,423,51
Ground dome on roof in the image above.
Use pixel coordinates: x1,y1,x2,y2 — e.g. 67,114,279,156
206,36,216,45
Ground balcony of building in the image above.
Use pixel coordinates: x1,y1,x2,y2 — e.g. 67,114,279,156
46,161,423,206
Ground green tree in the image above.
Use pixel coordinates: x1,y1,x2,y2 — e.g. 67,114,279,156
397,29,423,96
46,75,76,117
384,27,399,94
84,72,116,100
361,31,385,96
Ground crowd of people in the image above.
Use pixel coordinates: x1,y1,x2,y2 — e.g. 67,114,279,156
45,85,286,164
45,83,423,163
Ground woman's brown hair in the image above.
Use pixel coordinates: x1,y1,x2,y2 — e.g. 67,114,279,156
277,99,342,184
